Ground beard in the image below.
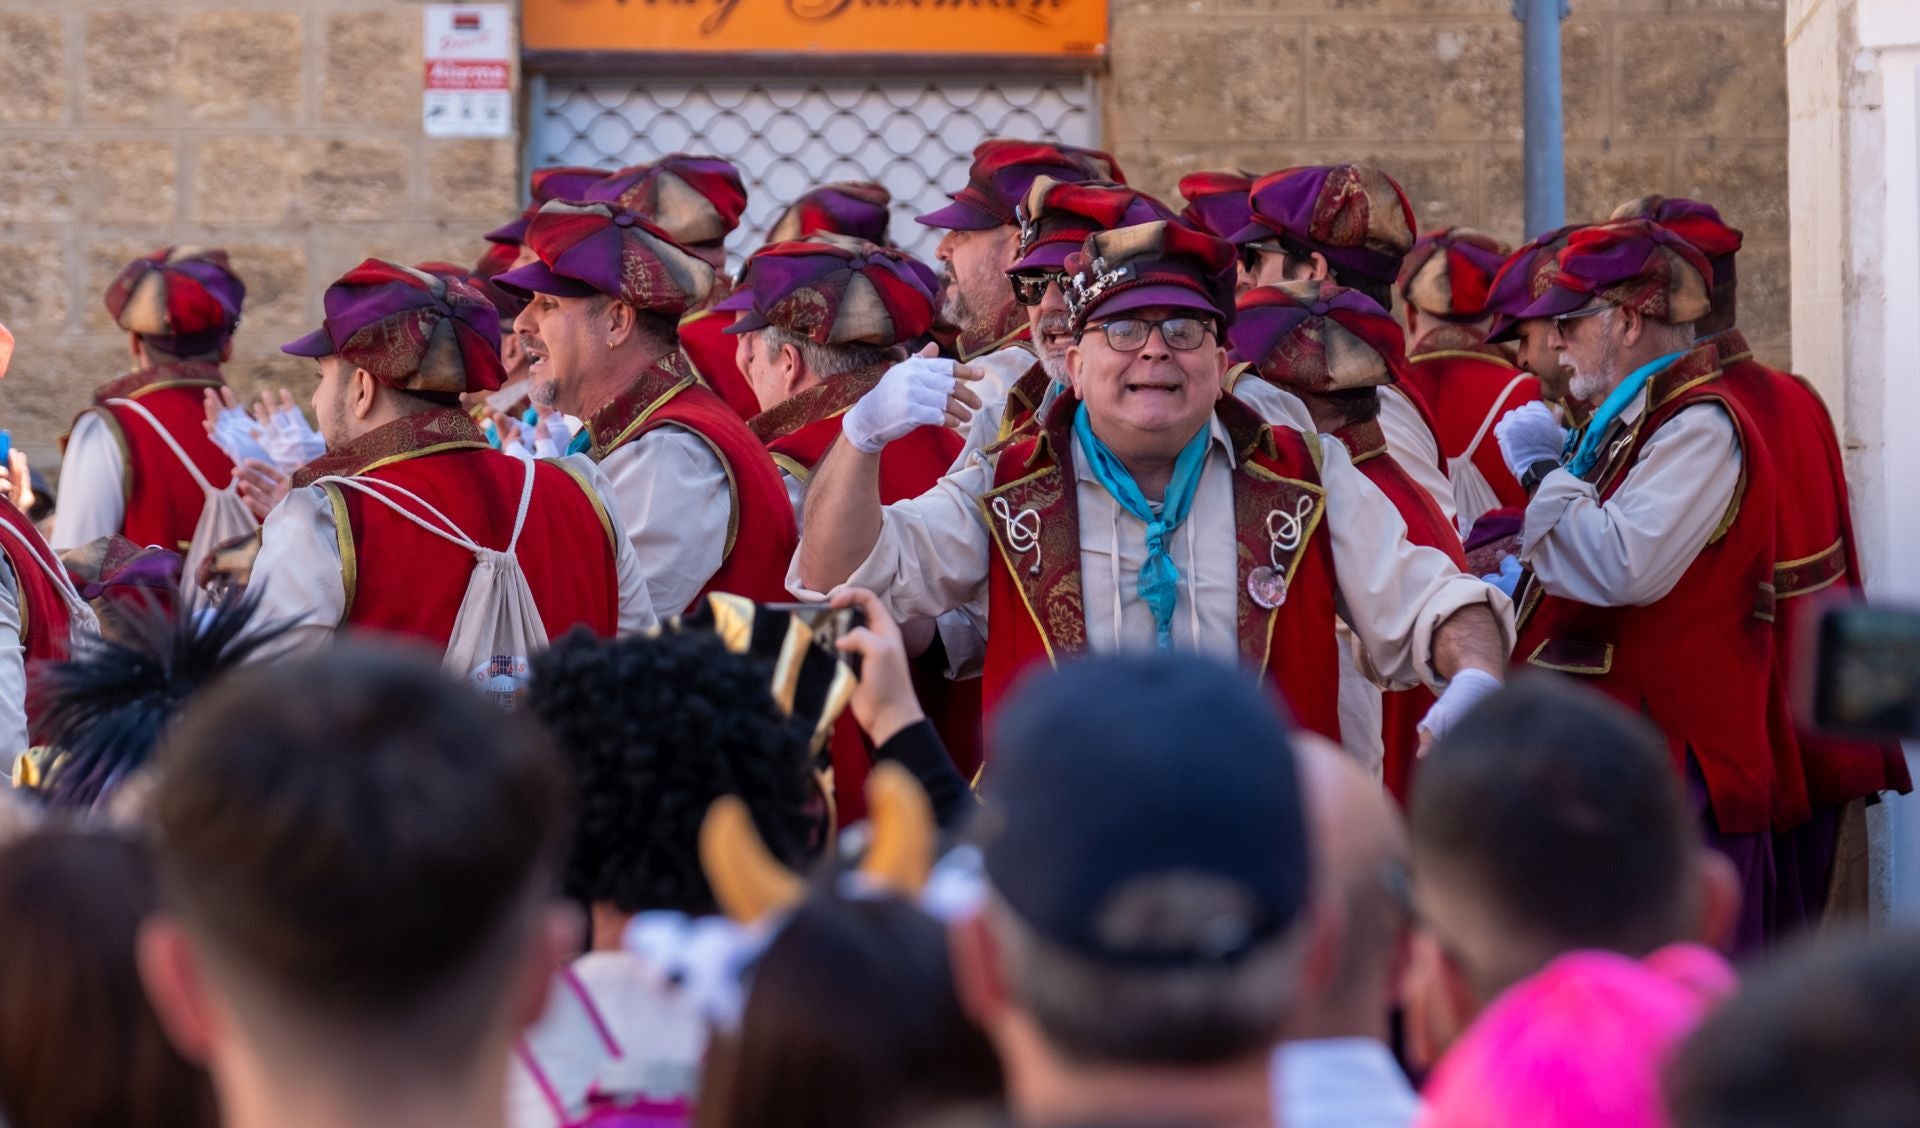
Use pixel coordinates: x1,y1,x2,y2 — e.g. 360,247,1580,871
940,282,973,331
1035,309,1073,383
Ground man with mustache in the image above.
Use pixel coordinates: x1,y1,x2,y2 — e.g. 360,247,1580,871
584,155,763,421
1507,218,1791,951
500,200,797,616
793,220,1511,756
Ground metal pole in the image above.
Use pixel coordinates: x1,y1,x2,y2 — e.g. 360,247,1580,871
1515,0,1570,238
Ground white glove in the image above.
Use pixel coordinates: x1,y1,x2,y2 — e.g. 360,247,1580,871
530,411,567,460
1417,667,1503,749
209,404,273,466
261,404,327,473
1493,401,1568,482
842,354,956,454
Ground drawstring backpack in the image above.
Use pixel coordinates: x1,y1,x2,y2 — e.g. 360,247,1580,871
107,398,259,601
1445,373,1533,535
314,458,546,705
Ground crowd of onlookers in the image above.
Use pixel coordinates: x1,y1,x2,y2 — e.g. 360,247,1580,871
0,593,1914,1128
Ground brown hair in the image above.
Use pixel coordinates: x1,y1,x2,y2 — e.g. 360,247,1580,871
149,645,567,1078
0,827,218,1128
696,894,1001,1128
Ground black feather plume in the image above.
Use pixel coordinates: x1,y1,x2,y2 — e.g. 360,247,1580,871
29,590,290,812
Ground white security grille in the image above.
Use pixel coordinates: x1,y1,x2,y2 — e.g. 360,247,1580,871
528,76,1100,266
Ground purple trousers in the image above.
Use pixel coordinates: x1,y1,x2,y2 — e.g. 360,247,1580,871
1686,754,1775,957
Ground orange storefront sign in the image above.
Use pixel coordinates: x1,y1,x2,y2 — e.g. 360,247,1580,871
522,0,1108,57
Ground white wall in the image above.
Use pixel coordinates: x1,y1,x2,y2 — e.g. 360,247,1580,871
1788,0,1920,920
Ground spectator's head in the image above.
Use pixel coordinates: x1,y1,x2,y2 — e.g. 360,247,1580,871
1668,928,1920,1128
526,627,824,948
952,655,1327,1125
1285,731,1410,1043
0,828,217,1128
698,893,1002,1128
1404,676,1739,1064
137,648,575,1118
1421,946,1735,1128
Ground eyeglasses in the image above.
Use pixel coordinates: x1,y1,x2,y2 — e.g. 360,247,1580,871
1552,303,1610,336
1088,316,1215,352
1238,240,1287,273
1010,269,1064,307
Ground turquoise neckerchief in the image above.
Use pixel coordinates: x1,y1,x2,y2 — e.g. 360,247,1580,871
1564,349,1687,478
1072,404,1213,651
566,427,592,455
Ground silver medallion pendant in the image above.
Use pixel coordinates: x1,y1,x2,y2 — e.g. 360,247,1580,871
1247,565,1289,610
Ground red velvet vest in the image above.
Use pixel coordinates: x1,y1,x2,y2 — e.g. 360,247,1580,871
1337,417,1469,806
1705,329,1910,806
1514,344,1793,835
750,366,975,820
1,502,76,666
1403,327,1541,512
982,394,1343,763
80,363,234,551
292,411,621,650
678,306,763,422
587,353,797,610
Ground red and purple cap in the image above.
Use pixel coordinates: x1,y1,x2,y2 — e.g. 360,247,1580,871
104,247,246,356
916,139,1107,231
583,154,748,248
484,165,610,246
1514,219,1714,325
282,259,505,395
472,240,521,280
765,181,894,246
1484,224,1585,342
1176,170,1259,242
1230,164,1418,285
1064,220,1239,332
717,238,938,348
1398,227,1512,320
494,200,716,317
415,260,528,324
1229,280,1411,394
1008,177,1178,274
1609,194,1744,289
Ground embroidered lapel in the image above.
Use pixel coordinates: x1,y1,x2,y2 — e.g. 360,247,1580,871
980,407,1087,665
289,408,489,488
1221,401,1326,674
585,352,700,459
747,361,886,444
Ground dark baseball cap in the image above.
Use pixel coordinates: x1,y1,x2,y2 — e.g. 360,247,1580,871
977,655,1312,968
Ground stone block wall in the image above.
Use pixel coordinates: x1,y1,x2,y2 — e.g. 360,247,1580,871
0,0,519,463
1107,0,1792,368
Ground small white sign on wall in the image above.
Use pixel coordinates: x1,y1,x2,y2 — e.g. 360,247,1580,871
423,4,514,138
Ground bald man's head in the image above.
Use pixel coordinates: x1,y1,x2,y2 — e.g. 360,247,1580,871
1287,733,1410,1041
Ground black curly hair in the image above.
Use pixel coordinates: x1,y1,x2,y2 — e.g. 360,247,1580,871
526,627,826,917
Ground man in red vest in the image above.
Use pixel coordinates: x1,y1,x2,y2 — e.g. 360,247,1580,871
1228,280,1468,802
1227,166,1455,532
500,200,797,612
0,322,91,761
793,220,1511,759
53,248,245,553
1397,227,1541,532
1614,193,1911,931
728,238,955,516
726,237,979,809
583,155,762,420
1508,219,1792,952
244,260,653,658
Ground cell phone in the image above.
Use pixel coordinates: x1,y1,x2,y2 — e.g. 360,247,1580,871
760,602,868,678
0,430,12,465
1811,603,1920,741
